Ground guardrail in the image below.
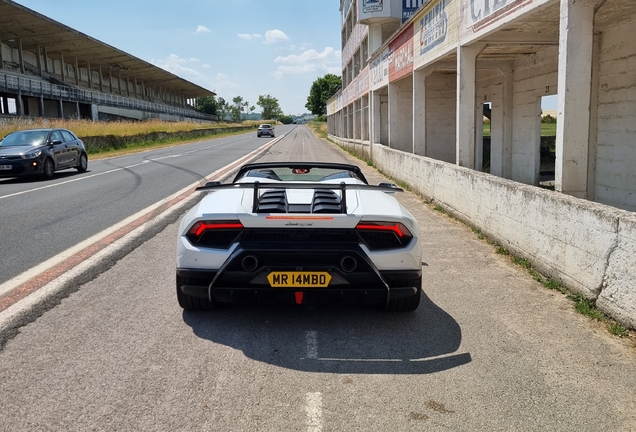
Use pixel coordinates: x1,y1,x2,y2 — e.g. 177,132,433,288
0,72,215,121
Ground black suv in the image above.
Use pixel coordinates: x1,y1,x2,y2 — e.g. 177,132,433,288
257,124,275,138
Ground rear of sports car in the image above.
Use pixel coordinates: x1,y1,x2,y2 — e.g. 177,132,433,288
176,185,422,312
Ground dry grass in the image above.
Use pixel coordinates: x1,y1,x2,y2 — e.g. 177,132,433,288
0,118,261,138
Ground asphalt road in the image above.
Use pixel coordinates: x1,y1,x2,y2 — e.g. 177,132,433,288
0,124,296,286
0,126,635,431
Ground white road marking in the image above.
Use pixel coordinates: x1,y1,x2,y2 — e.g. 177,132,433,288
306,331,318,359
0,136,251,201
305,392,323,432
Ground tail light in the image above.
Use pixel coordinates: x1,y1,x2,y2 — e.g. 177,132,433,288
355,222,413,250
186,220,244,249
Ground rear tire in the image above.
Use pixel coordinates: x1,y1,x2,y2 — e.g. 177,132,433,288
76,153,88,173
176,275,216,311
383,276,421,312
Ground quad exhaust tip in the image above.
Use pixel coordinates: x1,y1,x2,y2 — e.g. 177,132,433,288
241,255,259,272
340,256,357,273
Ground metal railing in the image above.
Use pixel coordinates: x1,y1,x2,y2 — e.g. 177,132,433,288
0,71,215,121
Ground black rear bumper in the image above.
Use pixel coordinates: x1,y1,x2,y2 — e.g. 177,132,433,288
177,268,421,305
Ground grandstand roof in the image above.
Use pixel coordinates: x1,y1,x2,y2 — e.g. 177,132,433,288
0,0,215,98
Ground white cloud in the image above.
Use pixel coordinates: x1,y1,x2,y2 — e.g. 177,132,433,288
274,47,340,64
264,29,289,44
238,33,262,40
196,25,210,34
151,54,240,94
272,47,341,78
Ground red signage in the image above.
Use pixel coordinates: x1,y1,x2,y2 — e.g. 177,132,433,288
389,24,414,82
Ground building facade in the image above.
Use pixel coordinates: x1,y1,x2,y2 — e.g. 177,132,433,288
329,0,636,213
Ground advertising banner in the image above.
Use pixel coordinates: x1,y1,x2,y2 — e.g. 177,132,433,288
402,0,428,22
460,0,536,41
389,24,414,82
370,47,392,91
413,0,458,69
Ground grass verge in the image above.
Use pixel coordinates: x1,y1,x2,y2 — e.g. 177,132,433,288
0,118,261,159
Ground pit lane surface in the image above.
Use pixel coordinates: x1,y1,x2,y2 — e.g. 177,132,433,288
0,126,635,431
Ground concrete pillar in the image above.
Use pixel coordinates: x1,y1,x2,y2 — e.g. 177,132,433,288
39,96,44,117
555,0,602,198
43,47,49,73
99,65,104,92
367,24,383,54
456,44,486,168
492,67,513,179
353,100,359,140
586,34,601,201
475,99,484,171
0,34,4,70
17,93,24,116
60,53,66,82
36,45,43,77
109,68,113,93
87,60,92,88
413,67,433,156
74,57,80,86
58,99,64,118
17,38,25,74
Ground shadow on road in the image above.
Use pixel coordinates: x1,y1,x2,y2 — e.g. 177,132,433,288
182,292,471,375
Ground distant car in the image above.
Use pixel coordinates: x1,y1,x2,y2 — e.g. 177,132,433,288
176,162,422,312
0,128,88,180
257,124,275,138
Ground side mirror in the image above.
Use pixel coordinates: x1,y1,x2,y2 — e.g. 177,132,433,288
203,181,221,187
378,182,398,194
51,139,63,145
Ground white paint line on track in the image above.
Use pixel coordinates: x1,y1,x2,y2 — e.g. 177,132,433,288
0,133,258,201
306,331,318,359
0,135,283,300
305,392,323,432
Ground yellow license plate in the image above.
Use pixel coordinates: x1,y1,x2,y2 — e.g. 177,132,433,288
267,272,332,288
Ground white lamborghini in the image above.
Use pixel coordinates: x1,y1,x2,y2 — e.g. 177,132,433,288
176,162,422,312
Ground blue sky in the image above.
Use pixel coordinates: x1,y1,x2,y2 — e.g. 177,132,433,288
15,0,343,115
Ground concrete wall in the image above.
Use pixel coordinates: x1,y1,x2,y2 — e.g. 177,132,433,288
595,20,636,212
350,142,636,329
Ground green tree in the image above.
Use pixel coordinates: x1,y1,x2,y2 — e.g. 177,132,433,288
217,97,229,121
279,115,293,125
196,96,217,115
305,74,342,116
231,96,246,122
257,94,283,120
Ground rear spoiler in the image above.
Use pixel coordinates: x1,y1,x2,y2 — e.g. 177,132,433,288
195,181,403,214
